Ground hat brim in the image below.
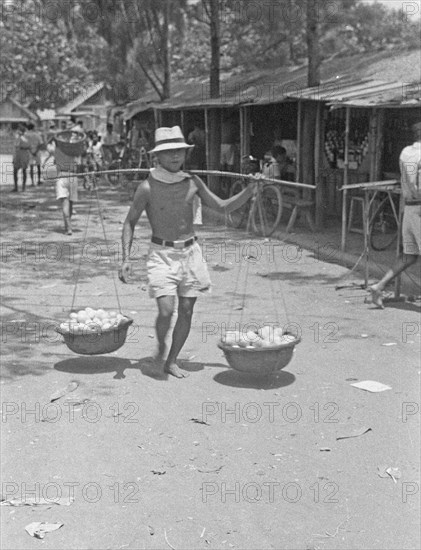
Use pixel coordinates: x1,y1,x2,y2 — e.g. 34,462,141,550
148,142,194,154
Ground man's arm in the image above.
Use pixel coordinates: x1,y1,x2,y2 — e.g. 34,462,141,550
122,181,150,261
192,175,257,214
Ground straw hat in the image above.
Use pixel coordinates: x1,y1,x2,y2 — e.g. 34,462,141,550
149,126,194,153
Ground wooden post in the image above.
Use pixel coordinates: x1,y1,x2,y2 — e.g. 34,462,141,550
180,110,185,135
314,101,323,228
395,190,404,298
244,106,250,158
153,108,159,130
204,108,210,173
374,109,385,180
296,100,302,182
369,109,377,182
364,188,370,287
240,107,244,160
341,106,351,252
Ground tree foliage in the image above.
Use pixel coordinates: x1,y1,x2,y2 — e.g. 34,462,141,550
0,0,106,108
1,0,419,109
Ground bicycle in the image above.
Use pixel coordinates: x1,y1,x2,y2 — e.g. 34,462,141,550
369,191,400,251
103,143,146,188
227,156,283,237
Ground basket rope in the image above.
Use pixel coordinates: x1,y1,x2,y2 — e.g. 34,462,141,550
70,185,123,314
70,193,93,312
94,185,123,313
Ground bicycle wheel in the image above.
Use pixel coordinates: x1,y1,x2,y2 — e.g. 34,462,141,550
251,184,282,237
370,197,398,251
105,160,121,187
227,179,250,228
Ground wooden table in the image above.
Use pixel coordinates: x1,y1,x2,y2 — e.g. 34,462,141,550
340,180,403,295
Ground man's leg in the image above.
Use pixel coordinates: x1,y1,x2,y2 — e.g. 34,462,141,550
370,254,418,308
13,167,18,191
155,295,175,363
37,164,42,185
30,165,35,186
61,197,72,234
164,297,197,378
22,168,27,191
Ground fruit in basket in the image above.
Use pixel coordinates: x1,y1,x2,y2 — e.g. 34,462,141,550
61,308,129,334
222,330,242,346
221,325,293,349
258,325,274,341
76,310,90,323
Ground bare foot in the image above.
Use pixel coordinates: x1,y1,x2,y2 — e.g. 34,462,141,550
154,344,167,366
164,362,189,378
369,286,384,309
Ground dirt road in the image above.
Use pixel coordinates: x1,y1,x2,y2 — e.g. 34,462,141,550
1,183,420,550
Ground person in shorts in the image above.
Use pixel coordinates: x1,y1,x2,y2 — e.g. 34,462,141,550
26,122,44,186
369,121,421,308
119,126,257,378
43,131,83,235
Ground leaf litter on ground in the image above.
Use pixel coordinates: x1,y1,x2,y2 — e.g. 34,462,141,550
50,381,79,402
336,427,372,440
25,522,64,539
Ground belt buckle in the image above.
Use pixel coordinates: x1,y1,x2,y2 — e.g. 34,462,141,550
173,240,185,249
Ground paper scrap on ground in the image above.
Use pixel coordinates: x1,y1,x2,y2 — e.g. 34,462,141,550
377,465,402,483
336,427,372,440
25,522,64,539
50,381,79,402
1,497,73,507
350,380,391,392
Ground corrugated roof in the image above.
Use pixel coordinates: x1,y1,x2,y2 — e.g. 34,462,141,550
123,48,421,118
57,83,105,115
0,97,39,121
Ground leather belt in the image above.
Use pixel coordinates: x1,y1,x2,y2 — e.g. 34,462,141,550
405,200,421,205
151,235,198,249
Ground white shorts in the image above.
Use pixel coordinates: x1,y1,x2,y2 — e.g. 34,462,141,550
402,205,421,255
56,173,78,201
147,241,211,299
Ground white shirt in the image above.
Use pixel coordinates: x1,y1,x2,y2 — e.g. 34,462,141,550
399,141,421,200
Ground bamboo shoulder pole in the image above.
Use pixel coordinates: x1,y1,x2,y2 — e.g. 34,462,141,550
44,168,316,190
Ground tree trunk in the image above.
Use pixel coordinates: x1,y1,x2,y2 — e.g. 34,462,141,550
306,0,321,87
162,0,171,100
207,1,221,193
209,0,220,98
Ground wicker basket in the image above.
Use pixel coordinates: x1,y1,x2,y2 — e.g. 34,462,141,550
56,318,133,355
55,130,86,157
217,334,300,375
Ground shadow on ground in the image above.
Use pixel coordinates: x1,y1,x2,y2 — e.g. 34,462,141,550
213,368,295,389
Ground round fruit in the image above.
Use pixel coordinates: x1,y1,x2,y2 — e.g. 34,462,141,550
76,311,90,323
223,331,242,346
245,330,260,343
274,327,284,338
259,325,274,341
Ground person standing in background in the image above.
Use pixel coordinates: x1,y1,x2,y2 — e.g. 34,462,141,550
369,121,421,308
12,125,30,192
26,122,44,186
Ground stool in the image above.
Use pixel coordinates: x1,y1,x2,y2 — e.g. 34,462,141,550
285,199,316,233
348,196,365,234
